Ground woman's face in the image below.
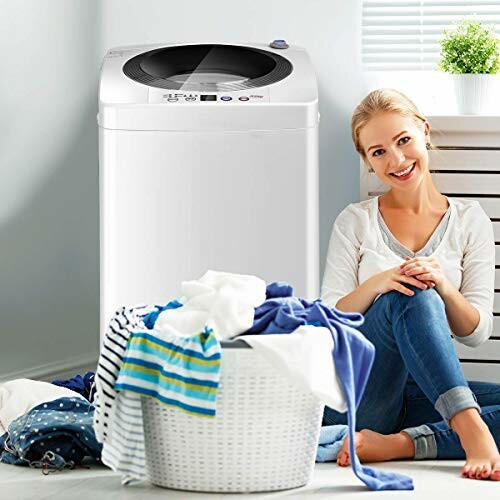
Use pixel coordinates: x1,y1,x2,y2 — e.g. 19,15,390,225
359,111,430,191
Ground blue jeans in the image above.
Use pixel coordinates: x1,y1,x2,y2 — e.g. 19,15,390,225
322,284,500,459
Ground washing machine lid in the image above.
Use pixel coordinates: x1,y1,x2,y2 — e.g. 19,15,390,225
99,43,318,131
122,44,293,92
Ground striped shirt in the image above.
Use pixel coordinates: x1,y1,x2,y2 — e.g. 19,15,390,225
93,304,155,484
94,301,222,484
115,327,221,417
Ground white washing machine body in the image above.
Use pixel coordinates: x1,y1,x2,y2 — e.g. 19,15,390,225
99,42,319,340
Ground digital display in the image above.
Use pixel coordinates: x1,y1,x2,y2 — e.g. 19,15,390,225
200,95,217,101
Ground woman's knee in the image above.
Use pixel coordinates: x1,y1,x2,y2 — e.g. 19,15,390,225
387,286,453,347
386,285,445,312
361,287,446,344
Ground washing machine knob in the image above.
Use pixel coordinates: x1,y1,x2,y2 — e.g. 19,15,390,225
269,39,289,49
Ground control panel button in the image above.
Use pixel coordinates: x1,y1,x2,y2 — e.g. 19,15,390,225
269,39,289,49
220,96,232,101
238,96,250,101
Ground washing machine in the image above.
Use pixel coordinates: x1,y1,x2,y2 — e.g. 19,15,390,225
99,42,319,339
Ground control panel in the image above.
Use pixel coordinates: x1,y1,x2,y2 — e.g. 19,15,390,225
148,89,270,103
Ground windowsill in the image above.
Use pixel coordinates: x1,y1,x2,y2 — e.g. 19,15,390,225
426,115,500,132
362,70,500,117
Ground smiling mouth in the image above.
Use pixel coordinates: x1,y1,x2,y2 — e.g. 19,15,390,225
390,162,416,178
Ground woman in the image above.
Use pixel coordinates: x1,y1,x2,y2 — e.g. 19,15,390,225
321,88,500,481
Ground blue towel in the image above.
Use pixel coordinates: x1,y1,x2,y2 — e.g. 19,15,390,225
316,425,349,462
243,282,414,491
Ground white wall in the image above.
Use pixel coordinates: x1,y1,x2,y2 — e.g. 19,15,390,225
1,0,366,377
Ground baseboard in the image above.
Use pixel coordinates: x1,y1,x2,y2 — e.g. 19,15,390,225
0,352,99,383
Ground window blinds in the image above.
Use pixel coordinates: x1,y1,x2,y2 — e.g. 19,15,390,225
362,1,500,71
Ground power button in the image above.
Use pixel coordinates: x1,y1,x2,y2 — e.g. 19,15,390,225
269,39,289,49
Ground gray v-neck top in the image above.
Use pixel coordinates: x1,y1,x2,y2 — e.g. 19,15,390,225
376,204,452,259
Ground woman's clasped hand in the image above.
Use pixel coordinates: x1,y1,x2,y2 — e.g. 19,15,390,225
400,256,450,292
368,256,450,297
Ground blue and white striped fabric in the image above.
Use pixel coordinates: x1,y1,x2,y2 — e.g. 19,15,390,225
93,304,163,484
94,300,223,484
115,326,221,417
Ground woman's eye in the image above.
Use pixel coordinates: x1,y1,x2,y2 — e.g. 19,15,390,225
372,137,410,157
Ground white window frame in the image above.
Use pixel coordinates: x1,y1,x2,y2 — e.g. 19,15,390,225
361,1,500,114
362,1,500,72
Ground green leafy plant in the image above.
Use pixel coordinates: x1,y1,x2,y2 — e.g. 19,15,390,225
438,20,500,74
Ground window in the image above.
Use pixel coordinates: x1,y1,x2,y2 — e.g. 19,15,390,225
362,1,500,71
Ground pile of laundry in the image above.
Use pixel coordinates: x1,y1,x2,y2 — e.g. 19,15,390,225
94,270,414,491
0,375,101,472
0,270,415,491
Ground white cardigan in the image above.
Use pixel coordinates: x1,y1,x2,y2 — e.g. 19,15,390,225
321,196,495,348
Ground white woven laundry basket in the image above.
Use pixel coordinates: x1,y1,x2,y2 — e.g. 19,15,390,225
141,339,324,493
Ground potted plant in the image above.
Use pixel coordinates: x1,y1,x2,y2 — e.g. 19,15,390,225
438,19,500,114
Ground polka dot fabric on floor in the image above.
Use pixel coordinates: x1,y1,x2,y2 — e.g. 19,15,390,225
0,397,102,469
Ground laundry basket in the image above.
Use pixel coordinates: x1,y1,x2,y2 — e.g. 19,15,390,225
141,339,325,493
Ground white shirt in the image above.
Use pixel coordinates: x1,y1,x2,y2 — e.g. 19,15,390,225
321,196,495,348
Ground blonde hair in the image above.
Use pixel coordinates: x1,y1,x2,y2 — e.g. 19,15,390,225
351,88,434,169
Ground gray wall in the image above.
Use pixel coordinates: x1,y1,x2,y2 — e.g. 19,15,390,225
0,0,100,377
1,0,366,377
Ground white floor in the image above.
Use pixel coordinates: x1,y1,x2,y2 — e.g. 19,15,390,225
1,460,499,500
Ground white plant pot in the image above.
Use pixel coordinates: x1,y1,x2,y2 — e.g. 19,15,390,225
453,74,492,115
